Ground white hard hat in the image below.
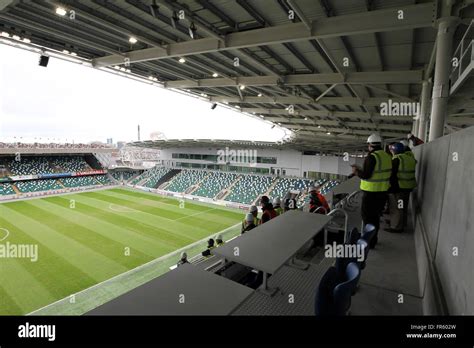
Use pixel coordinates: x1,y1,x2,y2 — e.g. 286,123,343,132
367,133,382,144
249,205,258,213
273,197,281,205
245,213,254,222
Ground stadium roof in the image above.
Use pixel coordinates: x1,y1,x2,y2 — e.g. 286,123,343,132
129,138,289,150
1,0,473,152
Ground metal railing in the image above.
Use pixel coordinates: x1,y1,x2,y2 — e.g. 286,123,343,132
450,20,474,94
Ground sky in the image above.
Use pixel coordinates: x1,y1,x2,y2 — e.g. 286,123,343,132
0,42,288,144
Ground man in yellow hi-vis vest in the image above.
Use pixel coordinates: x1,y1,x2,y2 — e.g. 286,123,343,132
386,142,417,233
353,133,392,248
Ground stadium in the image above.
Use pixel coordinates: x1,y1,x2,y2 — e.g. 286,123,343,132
0,0,473,343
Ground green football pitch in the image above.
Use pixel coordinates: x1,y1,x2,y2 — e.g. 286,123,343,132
0,188,243,315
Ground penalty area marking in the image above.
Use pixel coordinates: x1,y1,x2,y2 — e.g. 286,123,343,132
0,227,10,241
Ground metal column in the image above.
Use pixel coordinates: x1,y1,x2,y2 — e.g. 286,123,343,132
428,17,459,141
418,80,432,141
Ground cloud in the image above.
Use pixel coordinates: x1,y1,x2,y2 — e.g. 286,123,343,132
0,44,287,143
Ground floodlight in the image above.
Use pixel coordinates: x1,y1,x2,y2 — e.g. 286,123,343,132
56,7,67,16
129,37,138,44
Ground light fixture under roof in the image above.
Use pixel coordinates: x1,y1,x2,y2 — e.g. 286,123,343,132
179,57,186,63
318,125,321,128
129,36,138,44
212,72,218,78
239,85,246,90
188,22,197,39
257,93,262,97
62,49,69,54
55,7,67,16
304,117,308,120
326,132,331,135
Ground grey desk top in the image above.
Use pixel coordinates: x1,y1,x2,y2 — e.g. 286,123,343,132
87,263,253,315
331,176,361,195
212,210,332,274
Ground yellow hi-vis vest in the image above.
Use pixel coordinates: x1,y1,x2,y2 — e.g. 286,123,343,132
360,150,392,192
241,216,259,229
394,153,417,189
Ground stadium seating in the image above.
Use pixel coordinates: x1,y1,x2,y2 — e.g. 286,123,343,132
143,167,171,188
320,180,341,195
61,175,105,188
7,156,52,175
193,171,238,198
269,177,313,200
122,171,135,181
225,174,276,205
6,155,92,176
50,156,89,172
111,170,139,182
16,179,62,193
0,183,15,195
94,175,112,185
111,171,122,181
130,166,170,187
166,169,207,193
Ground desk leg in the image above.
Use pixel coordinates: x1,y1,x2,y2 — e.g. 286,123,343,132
258,272,278,297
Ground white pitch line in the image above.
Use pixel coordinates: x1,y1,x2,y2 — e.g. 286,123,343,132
0,227,10,241
173,207,217,221
26,221,241,316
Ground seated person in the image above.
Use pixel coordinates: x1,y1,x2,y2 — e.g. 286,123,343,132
215,234,224,246
241,205,259,231
260,195,277,224
177,252,188,267
273,197,283,215
201,238,215,257
308,186,330,214
242,213,257,234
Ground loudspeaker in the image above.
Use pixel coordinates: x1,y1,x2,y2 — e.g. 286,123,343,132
39,55,49,67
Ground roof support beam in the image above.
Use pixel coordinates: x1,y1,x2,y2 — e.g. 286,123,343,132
92,2,435,67
164,70,423,88
210,96,411,106
245,108,414,122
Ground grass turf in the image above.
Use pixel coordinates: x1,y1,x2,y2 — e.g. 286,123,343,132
0,188,243,315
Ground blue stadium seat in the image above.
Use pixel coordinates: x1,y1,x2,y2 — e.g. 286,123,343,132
314,266,339,316
333,262,361,315
315,262,360,316
361,223,376,246
347,227,361,245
